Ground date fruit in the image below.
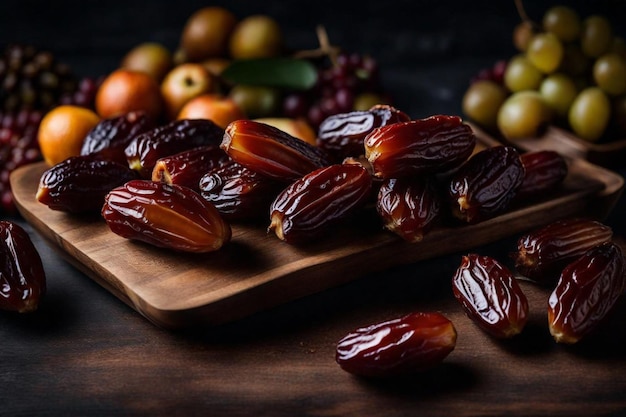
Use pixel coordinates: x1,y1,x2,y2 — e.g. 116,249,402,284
364,115,476,179
376,177,442,242
452,254,529,338
317,104,410,162
336,311,457,378
152,145,231,192
102,180,231,252
513,218,613,284
80,111,156,165
125,119,224,178
37,155,139,213
199,159,283,220
515,150,568,201
268,163,372,244
548,242,626,344
221,120,330,182
0,221,46,313
449,146,525,224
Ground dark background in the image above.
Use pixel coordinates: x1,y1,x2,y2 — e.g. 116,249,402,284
2,0,626,118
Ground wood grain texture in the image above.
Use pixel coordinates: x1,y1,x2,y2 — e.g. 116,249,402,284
10,143,623,329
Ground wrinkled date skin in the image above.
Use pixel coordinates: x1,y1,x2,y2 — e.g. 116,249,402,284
0,221,46,313
152,145,231,192
548,242,626,344
513,218,613,285
317,104,410,162
125,119,224,178
268,164,372,244
515,150,568,201
449,146,525,224
221,120,331,182
376,177,442,243
335,311,457,378
364,115,476,179
199,159,283,220
452,254,529,338
37,155,139,213
102,180,231,253
80,111,156,165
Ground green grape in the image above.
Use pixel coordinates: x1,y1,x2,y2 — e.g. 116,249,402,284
593,53,626,96
539,73,578,117
504,54,544,92
497,90,551,140
543,5,582,42
462,80,508,129
580,15,613,58
568,87,610,141
526,32,564,73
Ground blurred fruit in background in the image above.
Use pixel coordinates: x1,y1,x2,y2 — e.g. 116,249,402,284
160,63,215,120
0,44,100,214
177,94,246,129
229,15,283,59
37,104,100,166
229,85,281,119
120,42,173,83
95,69,163,120
180,6,238,62
1,5,393,215
463,3,626,145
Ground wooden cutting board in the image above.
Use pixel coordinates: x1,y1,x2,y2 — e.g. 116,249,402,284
10,143,624,329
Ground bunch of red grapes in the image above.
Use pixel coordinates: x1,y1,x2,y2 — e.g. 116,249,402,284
0,44,101,214
282,52,388,129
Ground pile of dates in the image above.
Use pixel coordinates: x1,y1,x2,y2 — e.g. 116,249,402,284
37,104,570,252
335,217,626,378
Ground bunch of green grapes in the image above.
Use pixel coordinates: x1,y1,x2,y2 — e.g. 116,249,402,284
463,4,626,142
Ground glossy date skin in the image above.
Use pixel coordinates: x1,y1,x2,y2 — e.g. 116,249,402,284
152,145,231,192
268,164,372,244
80,111,156,165
0,221,46,313
548,242,626,344
376,177,442,243
221,120,330,182
199,159,283,220
364,115,476,179
449,146,525,224
102,180,231,253
516,150,568,201
125,119,224,178
452,254,529,338
513,218,613,285
317,104,410,162
37,155,138,213
336,311,457,378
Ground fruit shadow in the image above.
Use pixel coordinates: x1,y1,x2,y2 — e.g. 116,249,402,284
351,362,477,399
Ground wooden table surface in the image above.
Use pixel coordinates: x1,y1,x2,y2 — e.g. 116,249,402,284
2,1,626,415
2,202,626,416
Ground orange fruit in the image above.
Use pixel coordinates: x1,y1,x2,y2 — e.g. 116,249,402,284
177,94,246,129
38,105,100,166
95,69,163,120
